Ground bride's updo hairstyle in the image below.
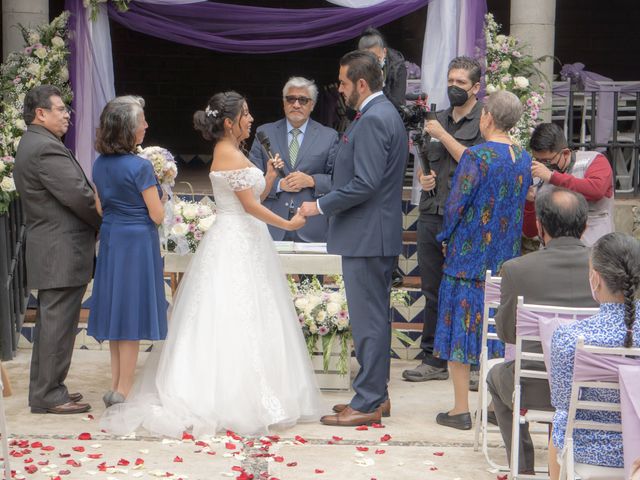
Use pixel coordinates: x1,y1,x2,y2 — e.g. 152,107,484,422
193,91,245,142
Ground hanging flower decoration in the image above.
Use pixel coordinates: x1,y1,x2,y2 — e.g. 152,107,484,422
0,12,72,214
483,13,547,150
84,0,132,21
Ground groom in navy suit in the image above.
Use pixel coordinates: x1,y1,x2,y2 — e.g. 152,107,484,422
300,50,407,426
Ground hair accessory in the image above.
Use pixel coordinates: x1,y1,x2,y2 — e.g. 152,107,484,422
205,106,219,118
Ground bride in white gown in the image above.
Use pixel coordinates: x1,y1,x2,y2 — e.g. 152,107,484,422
101,91,323,438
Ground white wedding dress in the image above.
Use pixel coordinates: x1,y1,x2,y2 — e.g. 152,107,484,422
101,167,323,438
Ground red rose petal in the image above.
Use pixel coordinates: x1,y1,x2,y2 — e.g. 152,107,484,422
294,435,307,444
286,462,297,467
173,456,183,463
315,469,324,474
379,434,391,442
30,442,42,449
58,470,71,475
355,425,368,431
58,453,71,458
433,451,445,456
118,458,130,466
371,423,385,429
135,458,144,465
232,466,244,472
225,442,236,450
77,433,92,441
87,453,102,459
23,458,33,464
41,446,55,451
195,441,208,447
273,456,284,463
66,459,81,467
430,467,438,471
24,465,37,474
37,460,49,466
267,435,280,442
72,446,85,453
182,432,194,441
356,446,369,452
87,414,95,420
207,451,216,456
331,436,343,442
497,475,508,480
375,449,386,455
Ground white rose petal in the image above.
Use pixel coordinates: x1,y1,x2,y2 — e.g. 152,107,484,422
514,76,530,89
51,36,65,48
182,204,198,220
326,302,341,315
197,215,215,232
171,223,189,236
60,66,69,82
1,176,16,192
501,59,511,69
485,84,498,94
34,47,47,59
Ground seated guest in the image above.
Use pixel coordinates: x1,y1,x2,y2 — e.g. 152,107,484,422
488,185,598,474
524,123,614,246
358,27,407,109
548,232,640,478
433,90,532,430
249,77,338,242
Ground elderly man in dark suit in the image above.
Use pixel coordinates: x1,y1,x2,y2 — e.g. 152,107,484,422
13,85,101,414
300,50,407,426
249,77,338,243
488,185,598,474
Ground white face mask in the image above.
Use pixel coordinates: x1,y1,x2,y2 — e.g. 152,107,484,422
589,271,600,303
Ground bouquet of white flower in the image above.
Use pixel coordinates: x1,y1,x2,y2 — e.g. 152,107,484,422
166,199,216,254
137,145,178,187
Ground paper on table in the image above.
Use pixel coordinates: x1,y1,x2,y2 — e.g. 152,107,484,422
273,242,328,254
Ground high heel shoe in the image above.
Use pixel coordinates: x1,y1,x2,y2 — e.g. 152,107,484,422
110,391,125,406
102,391,114,408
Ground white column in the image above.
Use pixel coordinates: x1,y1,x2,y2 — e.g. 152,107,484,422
510,0,556,121
2,0,48,60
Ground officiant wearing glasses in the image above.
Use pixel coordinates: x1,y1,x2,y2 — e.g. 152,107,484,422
249,77,338,242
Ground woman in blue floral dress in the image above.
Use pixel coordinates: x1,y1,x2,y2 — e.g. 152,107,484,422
548,232,640,478
433,90,532,430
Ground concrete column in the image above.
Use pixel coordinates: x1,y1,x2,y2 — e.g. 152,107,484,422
510,0,556,122
2,0,48,60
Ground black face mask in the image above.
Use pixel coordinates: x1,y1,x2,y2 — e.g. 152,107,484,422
447,85,473,107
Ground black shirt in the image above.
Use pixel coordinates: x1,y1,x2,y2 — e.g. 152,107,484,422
418,101,483,218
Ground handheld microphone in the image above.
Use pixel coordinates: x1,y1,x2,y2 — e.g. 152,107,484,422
420,102,437,198
256,131,285,178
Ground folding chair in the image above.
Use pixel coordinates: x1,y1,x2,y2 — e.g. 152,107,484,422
511,299,598,480
473,270,507,470
559,337,640,480
619,364,640,480
0,363,10,480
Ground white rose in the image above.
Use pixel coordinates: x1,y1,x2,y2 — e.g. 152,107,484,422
34,47,47,59
316,311,327,322
182,204,198,220
0,161,5,171
51,36,65,48
307,295,322,309
485,84,498,94
28,33,40,44
1,176,16,192
59,67,69,82
326,302,341,316
26,63,40,76
309,323,318,334
171,223,189,236
514,76,529,89
294,298,309,309
16,119,26,131
197,215,215,232
329,292,343,303
501,59,511,69
172,203,183,215
495,34,506,43
336,318,349,329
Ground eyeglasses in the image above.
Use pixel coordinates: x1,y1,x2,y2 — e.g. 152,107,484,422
533,150,562,165
42,106,70,114
284,96,312,106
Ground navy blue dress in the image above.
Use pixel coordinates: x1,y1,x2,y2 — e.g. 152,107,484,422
88,154,167,341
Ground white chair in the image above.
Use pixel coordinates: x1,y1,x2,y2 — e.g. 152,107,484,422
558,337,640,480
0,365,10,480
473,271,508,471
511,299,598,480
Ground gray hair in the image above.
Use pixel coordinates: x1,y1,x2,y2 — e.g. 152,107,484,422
282,77,318,104
534,185,588,239
484,90,523,132
95,95,146,154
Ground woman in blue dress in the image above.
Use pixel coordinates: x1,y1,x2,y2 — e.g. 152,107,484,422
548,232,640,478
88,96,167,407
433,90,532,430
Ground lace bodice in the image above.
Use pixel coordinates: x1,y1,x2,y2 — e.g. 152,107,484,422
209,167,265,214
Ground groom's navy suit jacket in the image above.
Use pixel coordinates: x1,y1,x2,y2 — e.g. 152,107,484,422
249,118,338,242
319,94,407,257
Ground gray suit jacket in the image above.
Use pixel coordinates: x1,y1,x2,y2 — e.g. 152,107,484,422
318,94,407,257
13,125,100,289
248,118,338,242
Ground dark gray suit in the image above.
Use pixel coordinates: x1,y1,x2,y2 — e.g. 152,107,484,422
249,119,338,242
13,124,100,409
319,93,407,412
488,236,597,472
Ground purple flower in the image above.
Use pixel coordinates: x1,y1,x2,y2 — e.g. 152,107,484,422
13,77,21,85
175,216,183,223
24,47,33,55
194,230,203,241
318,326,330,336
188,223,196,233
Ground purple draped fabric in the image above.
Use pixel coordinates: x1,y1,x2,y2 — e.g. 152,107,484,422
107,1,431,54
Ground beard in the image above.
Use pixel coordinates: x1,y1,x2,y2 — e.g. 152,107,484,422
345,90,361,110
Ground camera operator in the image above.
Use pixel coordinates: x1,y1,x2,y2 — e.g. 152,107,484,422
402,56,484,384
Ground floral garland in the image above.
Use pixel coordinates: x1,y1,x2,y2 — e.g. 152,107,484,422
84,0,132,21
0,12,72,214
483,13,546,150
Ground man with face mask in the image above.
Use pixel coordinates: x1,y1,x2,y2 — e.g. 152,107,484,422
402,56,484,383
524,123,614,246
487,185,597,474
358,27,407,110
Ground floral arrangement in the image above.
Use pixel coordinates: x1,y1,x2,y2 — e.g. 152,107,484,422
483,13,546,150
166,199,216,254
0,12,72,214
84,0,132,21
137,146,178,187
290,276,412,375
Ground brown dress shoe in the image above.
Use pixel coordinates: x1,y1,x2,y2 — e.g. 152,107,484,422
321,406,381,427
333,399,390,417
69,392,83,403
31,401,91,415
